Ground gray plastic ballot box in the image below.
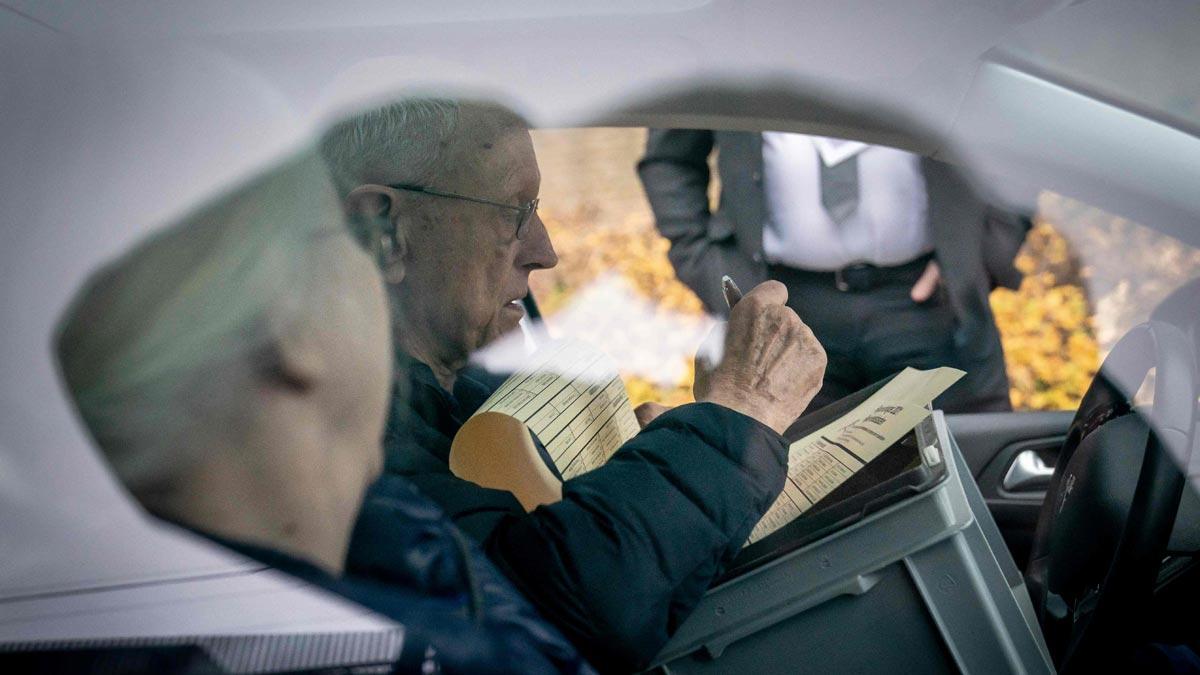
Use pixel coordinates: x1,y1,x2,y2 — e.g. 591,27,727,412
651,412,1055,674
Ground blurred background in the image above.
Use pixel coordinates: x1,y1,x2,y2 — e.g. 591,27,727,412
528,128,1200,411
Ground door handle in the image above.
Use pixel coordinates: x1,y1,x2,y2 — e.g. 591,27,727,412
1002,449,1054,493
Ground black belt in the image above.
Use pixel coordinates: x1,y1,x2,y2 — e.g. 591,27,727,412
767,252,934,293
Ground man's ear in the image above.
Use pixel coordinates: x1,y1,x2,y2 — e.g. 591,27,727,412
346,184,409,285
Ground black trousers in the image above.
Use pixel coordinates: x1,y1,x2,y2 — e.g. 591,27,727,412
770,262,1013,414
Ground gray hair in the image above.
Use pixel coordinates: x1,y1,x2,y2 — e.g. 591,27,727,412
320,98,463,198
56,151,365,491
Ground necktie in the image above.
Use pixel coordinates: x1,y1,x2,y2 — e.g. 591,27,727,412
820,153,859,224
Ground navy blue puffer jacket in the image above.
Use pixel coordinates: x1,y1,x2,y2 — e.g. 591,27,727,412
349,355,788,673
351,475,591,674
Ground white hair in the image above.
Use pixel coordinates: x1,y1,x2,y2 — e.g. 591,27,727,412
56,151,367,491
320,98,463,198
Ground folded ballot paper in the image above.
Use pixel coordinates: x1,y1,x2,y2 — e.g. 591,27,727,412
450,340,639,510
449,339,963,542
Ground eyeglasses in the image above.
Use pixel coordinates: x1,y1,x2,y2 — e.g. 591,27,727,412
387,183,539,240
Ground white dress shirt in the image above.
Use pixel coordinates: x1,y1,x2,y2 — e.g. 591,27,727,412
760,133,932,271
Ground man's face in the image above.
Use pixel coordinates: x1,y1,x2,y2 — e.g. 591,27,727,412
396,117,558,362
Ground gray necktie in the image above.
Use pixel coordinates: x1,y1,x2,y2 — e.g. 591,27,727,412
820,153,859,224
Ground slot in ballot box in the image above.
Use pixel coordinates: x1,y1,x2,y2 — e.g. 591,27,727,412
649,412,1055,675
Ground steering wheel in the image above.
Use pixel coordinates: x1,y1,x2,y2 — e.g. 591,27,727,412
1024,321,1197,673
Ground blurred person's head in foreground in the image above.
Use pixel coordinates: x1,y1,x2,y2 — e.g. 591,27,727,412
55,152,392,574
321,98,558,390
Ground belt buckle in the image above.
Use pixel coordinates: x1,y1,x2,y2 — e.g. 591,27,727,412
834,263,872,292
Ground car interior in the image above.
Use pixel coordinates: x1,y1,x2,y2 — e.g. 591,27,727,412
2,2,1198,673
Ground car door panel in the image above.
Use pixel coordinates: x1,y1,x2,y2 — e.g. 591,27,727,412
947,411,1074,567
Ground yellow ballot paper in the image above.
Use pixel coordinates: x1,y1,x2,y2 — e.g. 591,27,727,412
745,366,964,544
451,340,641,509
451,338,962,540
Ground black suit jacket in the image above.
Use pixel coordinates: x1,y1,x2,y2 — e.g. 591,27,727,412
637,129,1029,364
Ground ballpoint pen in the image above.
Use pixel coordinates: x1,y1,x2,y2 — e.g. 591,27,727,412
721,274,744,309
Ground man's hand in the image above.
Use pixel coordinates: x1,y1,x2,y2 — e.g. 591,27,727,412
909,260,941,303
693,281,826,435
634,402,671,428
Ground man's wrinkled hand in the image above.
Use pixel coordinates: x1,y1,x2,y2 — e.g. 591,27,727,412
693,280,826,434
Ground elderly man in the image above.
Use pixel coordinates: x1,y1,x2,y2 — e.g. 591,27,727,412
322,100,827,672
55,152,589,674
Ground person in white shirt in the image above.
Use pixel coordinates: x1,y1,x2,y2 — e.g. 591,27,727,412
639,130,1030,412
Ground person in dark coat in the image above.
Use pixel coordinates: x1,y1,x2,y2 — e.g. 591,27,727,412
637,130,1030,413
321,99,828,672
54,151,590,675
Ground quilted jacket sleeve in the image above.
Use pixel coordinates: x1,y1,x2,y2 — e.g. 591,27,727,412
482,402,788,672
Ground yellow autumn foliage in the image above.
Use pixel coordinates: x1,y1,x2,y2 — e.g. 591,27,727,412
531,207,705,317
990,222,1099,410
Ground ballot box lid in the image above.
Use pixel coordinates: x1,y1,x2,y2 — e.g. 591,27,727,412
719,377,950,582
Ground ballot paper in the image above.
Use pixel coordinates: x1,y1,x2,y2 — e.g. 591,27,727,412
744,366,964,544
468,340,962,541
474,339,641,480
